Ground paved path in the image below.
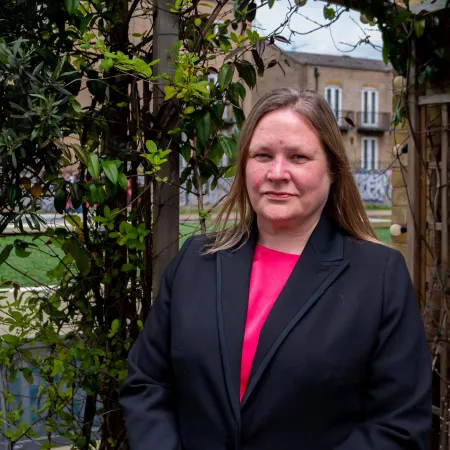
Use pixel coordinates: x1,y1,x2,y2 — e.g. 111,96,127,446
365,209,392,217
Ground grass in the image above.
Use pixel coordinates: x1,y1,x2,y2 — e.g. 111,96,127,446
0,224,211,287
374,227,391,245
1,224,392,287
0,235,64,288
364,204,392,210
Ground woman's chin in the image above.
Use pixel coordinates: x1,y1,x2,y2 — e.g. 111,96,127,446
258,210,302,227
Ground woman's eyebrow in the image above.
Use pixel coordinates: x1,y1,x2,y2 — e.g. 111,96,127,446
248,144,272,153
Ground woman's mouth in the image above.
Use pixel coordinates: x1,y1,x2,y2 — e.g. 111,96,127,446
264,192,294,200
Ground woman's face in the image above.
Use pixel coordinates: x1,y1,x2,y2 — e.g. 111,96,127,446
245,109,332,230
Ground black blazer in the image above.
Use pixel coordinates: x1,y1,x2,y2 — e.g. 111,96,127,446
120,214,432,450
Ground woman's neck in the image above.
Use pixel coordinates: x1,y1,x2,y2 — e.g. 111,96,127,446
256,215,321,255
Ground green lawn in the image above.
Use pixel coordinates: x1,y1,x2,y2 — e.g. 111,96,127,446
364,204,392,211
0,224,211,287
1,225,391,287
374,227,391,245
0,235,64,288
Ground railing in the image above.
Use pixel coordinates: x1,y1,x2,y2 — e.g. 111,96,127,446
355,111,391,132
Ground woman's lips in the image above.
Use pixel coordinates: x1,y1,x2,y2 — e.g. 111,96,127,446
264,192,294,200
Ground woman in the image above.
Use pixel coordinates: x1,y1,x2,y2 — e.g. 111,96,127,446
120,88,431,450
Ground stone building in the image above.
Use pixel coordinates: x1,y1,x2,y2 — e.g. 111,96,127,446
249,48,394,172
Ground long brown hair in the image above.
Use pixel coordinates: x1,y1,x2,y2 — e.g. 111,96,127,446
205,88,380,253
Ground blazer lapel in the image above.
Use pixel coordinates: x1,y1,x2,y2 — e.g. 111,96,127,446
216,229,257,426
241,214,350,408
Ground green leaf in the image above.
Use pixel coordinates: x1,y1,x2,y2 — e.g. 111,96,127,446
7,185,21,208
251,49,264,76
218,63,234,90
62,239,91,277
235,60,256,89
65,214,83,231
217,134,237,160
86,183,98,204
414,19,426,38
232,106,245,129
120,221,133,234
118,173,128,191
69,182,83,209
323,6,336,20
246,2,257,22
0,245,13,265
72,144,89,167
95,185,106,204
121,263,135,272
15,246,31,258
195,110,211,149
382,42,390,65
209,138,224,165
88,153,101,179
2,334,18,344
225,165,237,178
54,187,68,214
22,368,34,384
103,160,119,185
65,0,80,15
51,359,63,377
163,85,177,101
181,143,192,163
109,319,120,337
229,82,246,103
146,140,158,154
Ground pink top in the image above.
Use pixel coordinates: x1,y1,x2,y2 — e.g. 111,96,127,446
239,244,300,402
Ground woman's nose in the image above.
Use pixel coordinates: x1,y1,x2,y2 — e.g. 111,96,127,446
267,157,289,181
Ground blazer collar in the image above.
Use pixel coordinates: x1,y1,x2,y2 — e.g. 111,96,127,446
225,212,344,262
216,213,349,420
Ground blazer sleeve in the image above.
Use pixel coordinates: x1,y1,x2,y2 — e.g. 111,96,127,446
119,237,193,450
335,250,432,450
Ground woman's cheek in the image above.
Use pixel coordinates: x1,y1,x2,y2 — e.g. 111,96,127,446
246,164,266,191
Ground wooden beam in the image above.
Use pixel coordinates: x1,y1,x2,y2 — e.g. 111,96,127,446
418,94,450,106
152,1,180,298
406,41,422,296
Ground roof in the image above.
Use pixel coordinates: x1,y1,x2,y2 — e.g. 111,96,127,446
285,51,393,73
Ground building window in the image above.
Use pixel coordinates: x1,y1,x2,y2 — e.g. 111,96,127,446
207,71,218,85
361,137,378,170
325,85,342,119
222,103,229,120
361,88,378,126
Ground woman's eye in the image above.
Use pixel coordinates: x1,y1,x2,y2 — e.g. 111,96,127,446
293,155,308,161
255,153,270,159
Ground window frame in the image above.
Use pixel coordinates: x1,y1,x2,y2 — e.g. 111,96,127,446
361,88,379,127
361,137,379,170
324,85,343,123
207,71,218,85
